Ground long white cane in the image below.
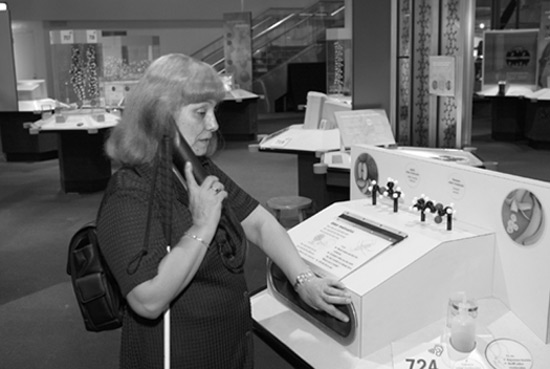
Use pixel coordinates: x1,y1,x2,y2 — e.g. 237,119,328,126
163,135,174,369
164,246,171,369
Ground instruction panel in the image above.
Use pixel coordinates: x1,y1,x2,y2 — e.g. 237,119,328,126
292,211,406,280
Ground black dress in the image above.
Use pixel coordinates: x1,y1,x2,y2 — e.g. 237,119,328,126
97,157,259,369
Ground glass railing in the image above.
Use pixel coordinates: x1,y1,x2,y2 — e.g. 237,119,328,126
251,0,344,78
192,0,345,75
191,7,303,70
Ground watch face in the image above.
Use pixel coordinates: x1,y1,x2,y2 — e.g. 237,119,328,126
354,153,379,196
501,189,545,246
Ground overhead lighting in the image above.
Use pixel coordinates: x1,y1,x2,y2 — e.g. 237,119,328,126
0,3,7,11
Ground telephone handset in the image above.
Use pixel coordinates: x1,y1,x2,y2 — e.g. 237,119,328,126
170,121,247,273
171,125,208,185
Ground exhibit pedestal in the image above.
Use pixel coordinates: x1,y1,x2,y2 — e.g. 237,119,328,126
56,129,111,193
253,143,550,368
525,98,550,149
268,200,494,359
252,292,549,369
29,110,118,193
490,96,526,141
217,89,259,141
297,153,349,210
0,111,58,162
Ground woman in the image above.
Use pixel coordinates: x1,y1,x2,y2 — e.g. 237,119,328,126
97,53,351,369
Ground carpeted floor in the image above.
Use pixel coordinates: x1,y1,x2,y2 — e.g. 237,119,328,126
1,108,550,368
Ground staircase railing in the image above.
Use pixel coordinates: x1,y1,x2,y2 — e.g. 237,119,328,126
191,7,302,69
193,0,344,75
251,3,343,78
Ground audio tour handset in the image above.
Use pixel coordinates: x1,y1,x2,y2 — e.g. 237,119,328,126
171,124,208,185
170,121,246,273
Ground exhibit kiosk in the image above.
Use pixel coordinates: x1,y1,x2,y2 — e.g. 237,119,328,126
258,94,486,212
28,109,119,193
252,143,550,368
0,5,59,161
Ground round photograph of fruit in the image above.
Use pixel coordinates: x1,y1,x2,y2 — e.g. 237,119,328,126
354,153,379,196
501,189,544,246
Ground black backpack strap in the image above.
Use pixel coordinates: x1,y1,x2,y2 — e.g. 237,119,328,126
125,135,174,274
161,134,173,245
126,155,160,275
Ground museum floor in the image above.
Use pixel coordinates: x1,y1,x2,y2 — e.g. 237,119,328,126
1,102,550,368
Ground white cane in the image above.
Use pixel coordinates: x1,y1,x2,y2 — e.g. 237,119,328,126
164,246,171,369
164,308,170,368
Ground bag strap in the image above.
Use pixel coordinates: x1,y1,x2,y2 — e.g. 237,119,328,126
161,134,173,245
126,135,174,274
126,154,161,275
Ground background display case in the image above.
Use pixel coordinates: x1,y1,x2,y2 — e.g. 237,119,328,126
326,28,351,96
101,35,160,106
49,30,160,108
480,29,541,142
17,79,47,101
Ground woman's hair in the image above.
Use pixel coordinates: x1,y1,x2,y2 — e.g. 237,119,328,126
105,53,226,165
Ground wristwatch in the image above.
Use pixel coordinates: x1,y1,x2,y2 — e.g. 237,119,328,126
293,270,315,290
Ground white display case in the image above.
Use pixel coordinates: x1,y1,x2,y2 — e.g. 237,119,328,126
17,79,47,101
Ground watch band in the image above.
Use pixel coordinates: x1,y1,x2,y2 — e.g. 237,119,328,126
293,270,315,290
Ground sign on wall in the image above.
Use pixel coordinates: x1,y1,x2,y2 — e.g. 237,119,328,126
483,29,539,88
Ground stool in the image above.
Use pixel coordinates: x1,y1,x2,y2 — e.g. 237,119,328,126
266,196,313,227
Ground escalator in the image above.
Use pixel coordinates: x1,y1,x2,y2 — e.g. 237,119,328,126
191,0,345,113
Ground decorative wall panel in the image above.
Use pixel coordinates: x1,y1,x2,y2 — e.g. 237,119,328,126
439,0,460,147
397,0,412,145
396,0,474,148
411,0,438,147
223,12,253,91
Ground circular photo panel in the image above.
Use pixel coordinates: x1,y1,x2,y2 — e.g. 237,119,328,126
485,338,532,369
501,189,545,246
354,153,379,196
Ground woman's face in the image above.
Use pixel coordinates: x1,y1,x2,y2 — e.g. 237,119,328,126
174,100,219,156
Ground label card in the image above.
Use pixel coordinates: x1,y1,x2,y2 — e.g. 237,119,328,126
292,211,396,280
334,109,395,149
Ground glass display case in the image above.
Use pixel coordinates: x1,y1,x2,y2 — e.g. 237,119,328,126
49,30,159,108
16,79,47,101
101,35,160,106
326,28,352,96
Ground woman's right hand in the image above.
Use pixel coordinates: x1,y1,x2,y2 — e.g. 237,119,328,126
184,161,227,230
127,161,226,318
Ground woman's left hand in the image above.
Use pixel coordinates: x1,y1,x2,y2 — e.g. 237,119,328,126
295,277,352,322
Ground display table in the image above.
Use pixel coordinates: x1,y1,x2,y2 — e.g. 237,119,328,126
252,290,549,369
259,125,485,211
489,96,528,141
0,98,68,161
476,86,545,142
0,111,58,161
525,90,550,149
217,89,259,141
474,87,550,148
0,99,73,162
253,142,550,369
258,125,346,211
29,110,118,193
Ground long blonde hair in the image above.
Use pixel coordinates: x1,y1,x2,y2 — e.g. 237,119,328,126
105,54,226,165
